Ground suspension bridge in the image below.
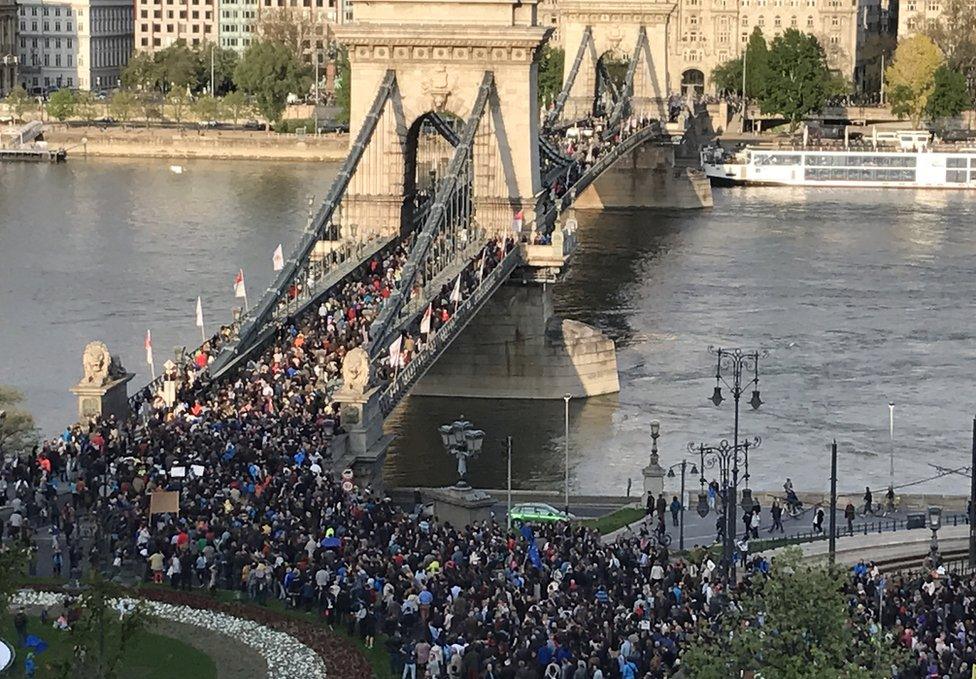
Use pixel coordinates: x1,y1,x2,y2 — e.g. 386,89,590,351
127,0,713,485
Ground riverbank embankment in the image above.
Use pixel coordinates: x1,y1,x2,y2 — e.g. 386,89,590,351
43,125,349,162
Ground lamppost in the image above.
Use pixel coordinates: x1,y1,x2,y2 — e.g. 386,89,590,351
563,393,571,515
928,506,943,567
888,401,895,486
691,436,761,583
438,419,485,489
666,459,699,551
643,420,666,501
708,347,764,510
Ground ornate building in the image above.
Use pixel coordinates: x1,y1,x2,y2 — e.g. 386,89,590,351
17,0,133,91
545,0,895,98
0,0,16,95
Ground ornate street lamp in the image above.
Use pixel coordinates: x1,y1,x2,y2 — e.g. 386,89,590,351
438,418,485,489
689,436,761,584
708,347,765,511
666,459,699,551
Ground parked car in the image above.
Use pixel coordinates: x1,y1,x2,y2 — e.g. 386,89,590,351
508,503,574,525
243,120,262,130
198,120,220,128
317,122,349,134
942,129,976,143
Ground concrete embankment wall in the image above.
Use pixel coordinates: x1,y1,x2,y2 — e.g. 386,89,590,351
575,142,713,210
411,282,620,400
43,127,349,162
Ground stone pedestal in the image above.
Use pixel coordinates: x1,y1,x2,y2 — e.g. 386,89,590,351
411,282,620,399
69,373,135,422
642,454,665,499
333,385,393,491
425,485,495,528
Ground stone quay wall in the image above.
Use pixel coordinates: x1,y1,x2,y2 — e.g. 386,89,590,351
42,126,349,162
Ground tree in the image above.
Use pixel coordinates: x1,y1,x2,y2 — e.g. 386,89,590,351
332,47,350,125
0,386,37,458
46,88,76,122
107,90,137,123
75,90,98,123
255,7,326,63
0,546,28,627
682,549,905,678
923,0,976,89
137,91,163,126
743,27,770,101
712,57,743,95
157,41,200,92
537,45,564,107
194,44,239,95
926,65,969,124
221,89,250,124
56,573,147,679
120,51,163,91
166,88,190,124
2,85,34,121
886,34,944,128
759,29,831,131
234,40,310,126
192,94,221,122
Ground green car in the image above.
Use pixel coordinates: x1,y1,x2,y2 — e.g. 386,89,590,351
508,503,574,525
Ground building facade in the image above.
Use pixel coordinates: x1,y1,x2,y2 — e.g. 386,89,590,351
134,0,217,52
0,0,17,95
217,0,352,58
667,0,895,96
543,0,895,98
17,0,132,91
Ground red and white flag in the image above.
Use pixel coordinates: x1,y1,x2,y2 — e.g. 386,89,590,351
234,269,246,298
388,335,403,369
145,329,154,366
420,303,433,335
512,209,524,232
449,275,462,303
272,243,284,271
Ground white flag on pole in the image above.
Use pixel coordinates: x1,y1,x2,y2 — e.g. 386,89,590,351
272,243,284,271
449,275,462,303
388,335,403,368
195,296,204,328
420,303,433,335
145,329,156,380
478,250,486,282
234,268,247,299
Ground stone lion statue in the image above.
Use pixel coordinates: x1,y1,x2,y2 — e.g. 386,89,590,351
341,347,371,394
82,341,125,386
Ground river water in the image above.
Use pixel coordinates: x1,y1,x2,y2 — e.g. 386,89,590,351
3,157,976,496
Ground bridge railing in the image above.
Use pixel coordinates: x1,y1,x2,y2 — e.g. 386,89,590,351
378,243,522,416
544,26,593,129
367,71,494,358
211,70,399,375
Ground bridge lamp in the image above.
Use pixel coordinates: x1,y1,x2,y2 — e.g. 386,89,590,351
710,384,724,406
697,491,710,518
464,429,485,455
750,389,763,410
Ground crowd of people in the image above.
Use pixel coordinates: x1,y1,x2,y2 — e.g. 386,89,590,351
8,120,976,679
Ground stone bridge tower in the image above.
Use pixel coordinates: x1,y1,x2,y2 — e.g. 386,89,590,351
559,0,677,121
335,0,550,237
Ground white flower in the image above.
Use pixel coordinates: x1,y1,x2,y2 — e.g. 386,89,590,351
12,590,326,679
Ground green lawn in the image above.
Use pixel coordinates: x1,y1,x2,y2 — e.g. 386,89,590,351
580,506,646,535
0,613,216,679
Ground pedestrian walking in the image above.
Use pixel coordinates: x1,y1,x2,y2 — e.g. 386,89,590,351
750,509,760,539
845,502,856,534
813,506,825,533
863,486,874,516
669,496,681,527
769,500,784,533
655,493,667,522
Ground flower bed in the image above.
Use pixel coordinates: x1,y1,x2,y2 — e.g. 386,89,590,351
13,589,338,679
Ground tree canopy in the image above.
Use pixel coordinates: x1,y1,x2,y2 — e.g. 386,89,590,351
682,549,905,678
234,40,311,125
537,44,565,108
886,34,944,128
120,41,239,95
709,28,770,98
0,386,37,457
759,29,831,130
926,65,970,123
46,89,76,122
3,86,34,120
923,0,976,99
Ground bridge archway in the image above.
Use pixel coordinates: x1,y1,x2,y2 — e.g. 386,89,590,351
335,0,550,237
557,0,676,122
680,68,704,97
401,112,461,232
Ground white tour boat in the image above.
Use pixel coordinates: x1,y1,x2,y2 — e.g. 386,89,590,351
701,130,976,190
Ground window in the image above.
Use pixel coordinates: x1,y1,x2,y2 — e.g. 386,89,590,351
947,157,968,168
831,15,839,25
807,15,815,26
66,21,71,30
774,15,782,26
758,15,765,25
67,54,71,66
791,15,797,25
